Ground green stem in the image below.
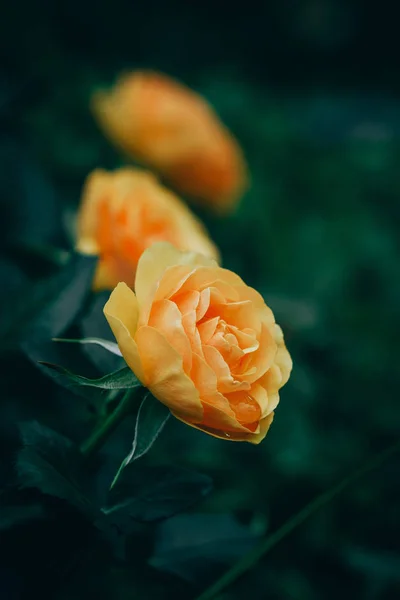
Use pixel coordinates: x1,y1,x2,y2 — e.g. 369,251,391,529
80,390,135,457
196,438,400,600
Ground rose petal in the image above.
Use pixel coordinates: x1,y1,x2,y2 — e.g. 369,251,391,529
274,325,293,386
261,364,283,393
203,345,250,394
266,391,280,413
190,352,219,398
207,280,239,302
208,330,231,355
225,391,262,428
92,260,117,291
182,311,203,355
205,287,229,312
135,326,203,422
190,355,258,433
148,299,192,373
228,325,259,354
234,322,277,384
151,257,219,312
76,169,109,254
218,300,260,333
177,267,241,299
173,290,200,315
224,333,239,347
201,398,260,434
198,316,219,343
135,242,189,309
246,412,274,445
210,331,245,366
248,383,270,418
104,282,139,336
140,264,194,326
103,283,145,382
171,413,260,442
196,287,211,320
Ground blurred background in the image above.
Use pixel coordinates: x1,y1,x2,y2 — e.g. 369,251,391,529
1,1,399,599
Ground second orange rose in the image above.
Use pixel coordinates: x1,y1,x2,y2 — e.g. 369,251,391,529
76,168,220,290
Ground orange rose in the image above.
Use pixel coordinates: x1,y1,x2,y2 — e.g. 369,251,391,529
91,71,247,213
104,243,292,443
76,168,219,291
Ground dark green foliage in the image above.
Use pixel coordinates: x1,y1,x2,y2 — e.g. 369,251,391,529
15,420,212,545
17,421,97,517
0,252,96,350
150,514,258,584
106,465,212,523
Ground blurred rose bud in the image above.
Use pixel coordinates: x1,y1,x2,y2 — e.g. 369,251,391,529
104,243,292,442
76,168,219,290
91,71,247,213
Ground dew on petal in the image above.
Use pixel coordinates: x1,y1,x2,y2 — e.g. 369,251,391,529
228,392,261,425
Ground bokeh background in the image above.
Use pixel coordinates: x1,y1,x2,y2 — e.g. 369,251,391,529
1,1,399,599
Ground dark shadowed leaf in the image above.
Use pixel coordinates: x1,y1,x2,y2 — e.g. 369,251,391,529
22,337,114,416
4,242,70,278
111,394,170,487
25,252,97,341
1,252,96,350
105,465,212,523
150,514,259,584
17,421,97,519
39,363,140,391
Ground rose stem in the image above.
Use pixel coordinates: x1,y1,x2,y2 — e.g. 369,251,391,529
196,437,400,600
80,388,138,457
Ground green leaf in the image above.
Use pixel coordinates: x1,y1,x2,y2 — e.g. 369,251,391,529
111,394,170,487
22,337,113,414
53,337,122,357
39,363,140,391
4,242,70,277
26,253,97,341
104,466,212,523
130,394,171,461
17,421,97,518
2,252,96,350
149,514,257,583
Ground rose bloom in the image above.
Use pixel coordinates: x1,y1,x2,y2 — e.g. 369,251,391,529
76,168,219,291
91,71,247,213
104,242,292,443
